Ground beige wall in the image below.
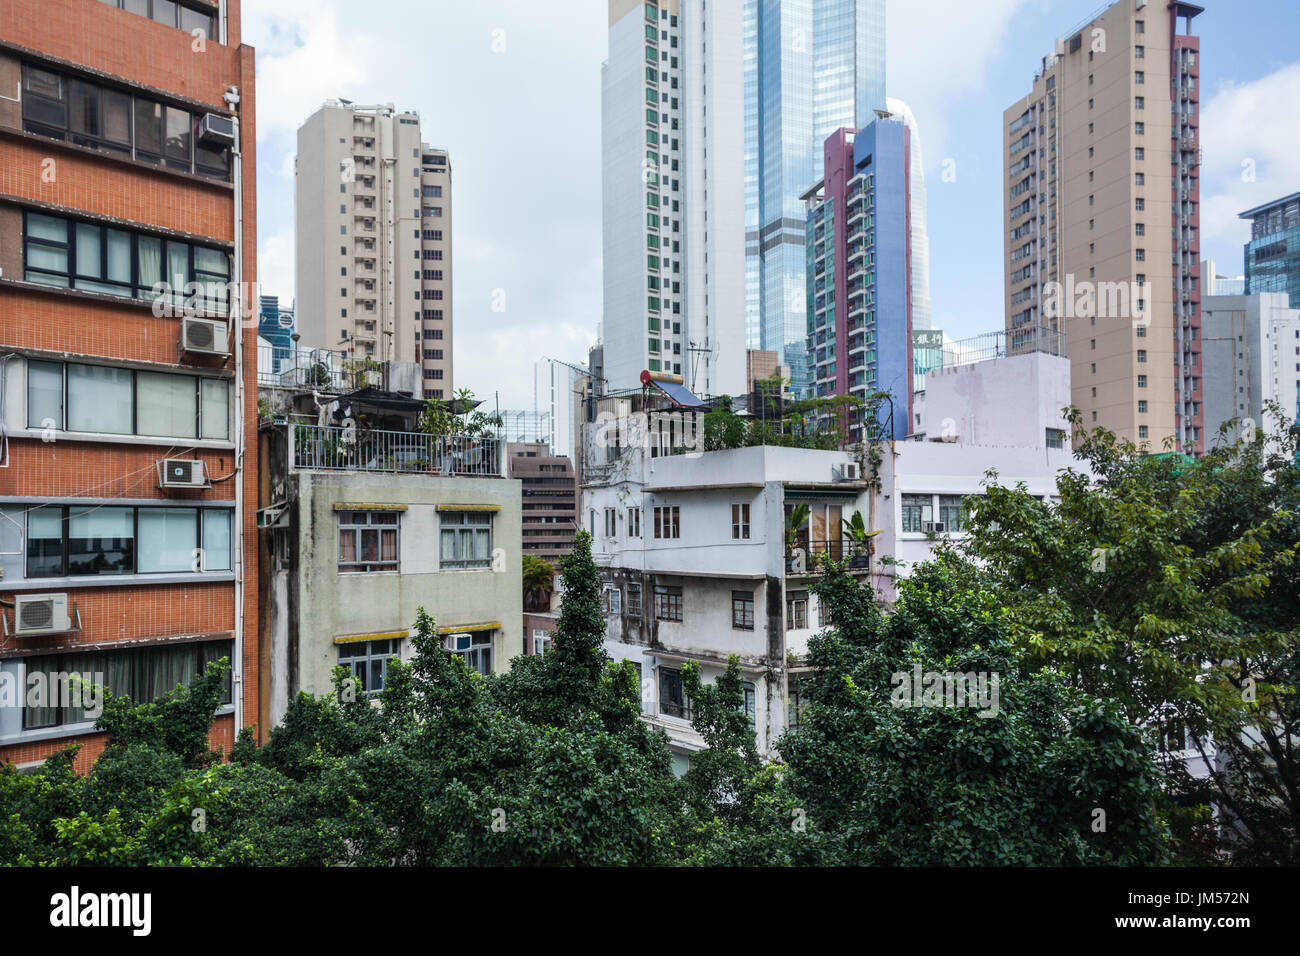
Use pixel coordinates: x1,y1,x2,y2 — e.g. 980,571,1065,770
1004,1,1180,449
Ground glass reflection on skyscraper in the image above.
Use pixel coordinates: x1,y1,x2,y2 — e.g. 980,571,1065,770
744,0,886,395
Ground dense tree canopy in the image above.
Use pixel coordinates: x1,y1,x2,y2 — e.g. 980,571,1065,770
3,406,1296,867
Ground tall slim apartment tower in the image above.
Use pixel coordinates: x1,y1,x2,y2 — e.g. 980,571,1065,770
296,102,453,398
745,0,887,394
0,0,259,768
1003,0,1203,452
601,0,746,397
804,119,912,441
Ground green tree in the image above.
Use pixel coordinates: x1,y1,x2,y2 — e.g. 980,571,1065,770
949,409,1299,863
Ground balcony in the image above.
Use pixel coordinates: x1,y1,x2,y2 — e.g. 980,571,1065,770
292,424,503,477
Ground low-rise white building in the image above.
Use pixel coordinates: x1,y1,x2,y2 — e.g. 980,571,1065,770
1201,292,1300,449
581,344,1085,763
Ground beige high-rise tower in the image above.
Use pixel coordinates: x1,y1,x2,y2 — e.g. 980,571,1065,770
295,101,453,398
1003,0,1203,452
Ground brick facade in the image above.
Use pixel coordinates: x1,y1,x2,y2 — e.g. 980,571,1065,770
0,0,258,769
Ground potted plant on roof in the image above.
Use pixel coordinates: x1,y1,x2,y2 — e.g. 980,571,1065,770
842,510,881,570
784,502,810,573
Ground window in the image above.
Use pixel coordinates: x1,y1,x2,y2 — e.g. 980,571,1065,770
741,681,757,726
788,676,807,730
627,506,641,537
627,583,642,617
439,511,493,569
24,361,233,439
22,64,229,178
604,507,618,537
21,640,233,730
604,586,622,616
449,631,493,676
731,502,750,539
1137,349,1147,363
26,504,231,578
658,666,690,719
1045,428,1065,449
732,591,754,630
532,630,552,656
654,585,683,622
786,593,807,630
1139,425,1149,439
938,494,967,531
337,509,399,573
1138,375,1148,388
24,211,229,309
1138,400,1148,413
338,639,400,697
652,505,680,539
1135,70,1144,84
901,493,932,534
1136,325,1146,338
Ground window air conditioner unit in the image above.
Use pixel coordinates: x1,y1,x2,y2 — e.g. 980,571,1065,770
182,317,230,355
158,458,210,489
197,112,236,148
13,593,73,636
835,462,861,481
923,521,946,534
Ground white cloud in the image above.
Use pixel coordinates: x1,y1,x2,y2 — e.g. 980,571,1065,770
244,1,372,139
1199,61,1300,254
886,0,1035,167
257,230,294,305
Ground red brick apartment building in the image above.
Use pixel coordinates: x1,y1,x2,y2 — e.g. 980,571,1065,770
0,0,258,771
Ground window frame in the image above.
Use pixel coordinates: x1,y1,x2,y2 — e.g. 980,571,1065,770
24,503,232,579
731,590,755,630
653,584,683,622
337,638,401,698
337,509,400,574
21,62,229,179
731,502,750,539
438,510,494,570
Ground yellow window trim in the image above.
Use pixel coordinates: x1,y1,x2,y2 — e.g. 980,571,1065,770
333,630,409,645
435,622,501,635
332,503,409,511
435,504,500,512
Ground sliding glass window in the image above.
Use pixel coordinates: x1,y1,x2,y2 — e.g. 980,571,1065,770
22,62,230,179
22,211,230,310
25,505,231,578
27,360,229,441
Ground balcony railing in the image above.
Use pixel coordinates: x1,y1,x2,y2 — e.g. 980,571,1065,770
258,344,378,392
292,424,503,477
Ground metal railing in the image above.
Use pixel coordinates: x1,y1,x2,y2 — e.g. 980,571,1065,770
292,424,502,477
930,325,1066,371
258,344,378,392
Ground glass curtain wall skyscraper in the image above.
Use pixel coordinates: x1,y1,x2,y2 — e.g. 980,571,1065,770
744,0,886,394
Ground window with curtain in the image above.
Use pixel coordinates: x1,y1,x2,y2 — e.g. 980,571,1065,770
22,211,229,305
25,505,232,577
32,360,229,442
438,511,492,569
201,510,232,571
21,62,228,178
137,507,197,573
200,378,229,440
136,371,198,438
337,510,399,573
67,363,132,434
26,361,63,429
21,641,232,730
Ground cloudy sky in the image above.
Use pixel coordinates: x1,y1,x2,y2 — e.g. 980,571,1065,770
246,0,1300,410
